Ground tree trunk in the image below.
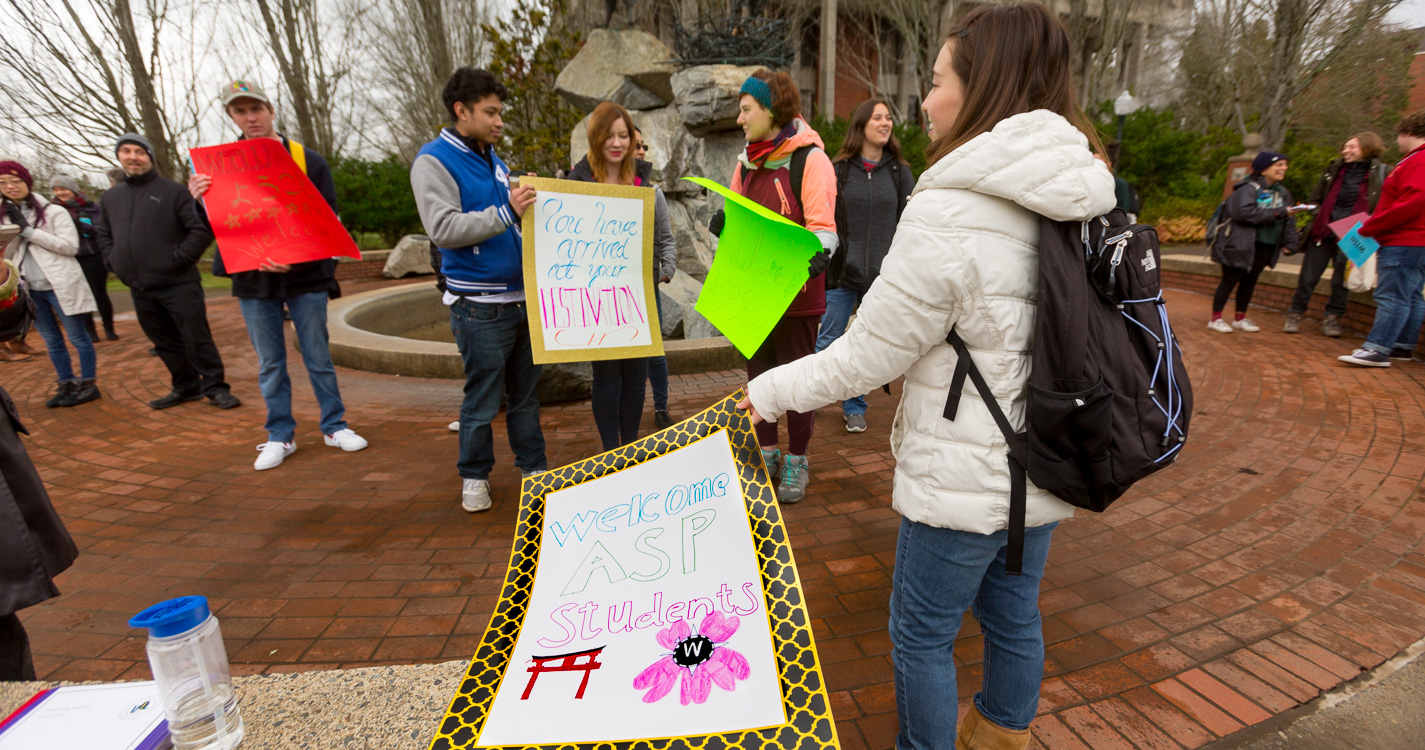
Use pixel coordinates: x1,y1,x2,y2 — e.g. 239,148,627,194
1259,0,1307,151
111,0,178,174
253,0,324,154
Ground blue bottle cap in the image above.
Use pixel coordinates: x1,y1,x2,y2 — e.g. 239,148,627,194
129,596,211,638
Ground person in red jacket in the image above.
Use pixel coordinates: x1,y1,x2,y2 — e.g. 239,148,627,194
1339,110,1425,367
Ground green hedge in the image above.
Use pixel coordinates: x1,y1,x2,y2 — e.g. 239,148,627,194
330,156,423,248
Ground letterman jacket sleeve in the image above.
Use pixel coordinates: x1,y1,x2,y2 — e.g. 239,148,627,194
411,154,516,249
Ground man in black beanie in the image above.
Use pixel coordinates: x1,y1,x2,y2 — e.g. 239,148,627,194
97,133,241,410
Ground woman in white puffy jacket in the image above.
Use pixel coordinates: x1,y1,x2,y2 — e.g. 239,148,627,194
742,4,1117,748
0,162,100,408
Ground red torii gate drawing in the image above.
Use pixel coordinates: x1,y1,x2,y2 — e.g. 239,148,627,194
522,646,605,700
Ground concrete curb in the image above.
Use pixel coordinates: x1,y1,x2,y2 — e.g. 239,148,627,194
325,282,742,381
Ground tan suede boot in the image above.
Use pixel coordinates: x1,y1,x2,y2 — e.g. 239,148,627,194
956,704,1031,750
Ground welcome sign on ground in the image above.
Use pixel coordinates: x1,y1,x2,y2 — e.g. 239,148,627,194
431,394,839,750
520,176,664,364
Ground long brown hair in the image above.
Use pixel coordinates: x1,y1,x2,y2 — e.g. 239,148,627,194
1349,132,1385,160
833,98,908,165
587,101,639,185
924,2,1104,167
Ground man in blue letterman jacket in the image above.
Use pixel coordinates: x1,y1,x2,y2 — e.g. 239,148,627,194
411,67,547,513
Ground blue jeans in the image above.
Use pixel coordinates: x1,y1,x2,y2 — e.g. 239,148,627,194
30,289,96,382
649,292,669,411
815,286,866,415
449,299,546,479
1364,246,1425,354
890,518,1057,749
239,292,347,442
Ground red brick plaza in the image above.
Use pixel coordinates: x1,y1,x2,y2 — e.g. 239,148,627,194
10,281,1425,749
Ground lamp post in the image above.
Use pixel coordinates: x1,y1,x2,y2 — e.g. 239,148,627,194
1114,90,1139,143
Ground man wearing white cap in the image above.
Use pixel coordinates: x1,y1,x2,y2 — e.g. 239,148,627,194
189,80,369,471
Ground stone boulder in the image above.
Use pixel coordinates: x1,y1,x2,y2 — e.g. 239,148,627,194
537,361,593,402
555,29,677,113
671,65,762,134
655,286,685,337
664,195,715,280
658,270,718,340
382,234,434,279
663,129,745,195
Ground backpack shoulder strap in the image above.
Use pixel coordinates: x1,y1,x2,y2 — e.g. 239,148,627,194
789,145,814,207
943,328,1028,574
290,140,308,175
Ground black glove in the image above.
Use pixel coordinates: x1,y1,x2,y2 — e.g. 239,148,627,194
3,201,26,230
807,249,831,278
709,209,725,237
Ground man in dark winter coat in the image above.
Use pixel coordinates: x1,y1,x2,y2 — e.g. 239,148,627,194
98,133,239,411
0,257,79,680
1283,132,1391,337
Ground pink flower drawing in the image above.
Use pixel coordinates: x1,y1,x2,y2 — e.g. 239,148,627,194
632,610,751,705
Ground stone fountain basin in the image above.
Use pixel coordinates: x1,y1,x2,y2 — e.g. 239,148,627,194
326,282,740,401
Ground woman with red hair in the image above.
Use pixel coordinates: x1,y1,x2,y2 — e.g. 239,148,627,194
566,102,677,450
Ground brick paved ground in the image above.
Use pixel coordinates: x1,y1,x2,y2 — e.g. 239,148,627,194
9,281,1425,748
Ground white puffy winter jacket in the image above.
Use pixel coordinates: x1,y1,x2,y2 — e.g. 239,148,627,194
748,110,1118,535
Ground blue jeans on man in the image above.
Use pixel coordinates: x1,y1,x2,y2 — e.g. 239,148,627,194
890,518,1057,749
239,291,347,442
448,298,546,479
30,289,96,382
1363,246,1425,355
816,286,867,415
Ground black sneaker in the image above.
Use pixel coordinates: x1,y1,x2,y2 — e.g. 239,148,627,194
208,391,242,409
66,379,101,406
654,409,674,429
45,381,78,408
149,390,203,409
1389,348,1416,362
104,327,120,341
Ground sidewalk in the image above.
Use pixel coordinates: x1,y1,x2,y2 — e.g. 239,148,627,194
6,279,1424,748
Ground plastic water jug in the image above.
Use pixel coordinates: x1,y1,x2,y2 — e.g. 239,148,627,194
130,596,245,750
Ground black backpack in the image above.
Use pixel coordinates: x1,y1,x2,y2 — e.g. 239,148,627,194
943,211,1192,573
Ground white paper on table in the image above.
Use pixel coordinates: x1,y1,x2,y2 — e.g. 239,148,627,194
0,681,169,750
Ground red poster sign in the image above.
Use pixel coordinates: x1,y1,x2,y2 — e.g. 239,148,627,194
189,139,360,273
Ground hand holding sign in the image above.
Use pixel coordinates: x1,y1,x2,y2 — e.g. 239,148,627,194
684,177,822,358
1328,212,1380,266
189,139,360,273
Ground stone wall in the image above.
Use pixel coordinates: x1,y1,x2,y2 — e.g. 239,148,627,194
557,28,756,293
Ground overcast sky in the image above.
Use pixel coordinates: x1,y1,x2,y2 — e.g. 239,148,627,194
1390,0,1425,28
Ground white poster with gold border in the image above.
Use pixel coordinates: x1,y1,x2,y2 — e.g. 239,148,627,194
520,176,663,364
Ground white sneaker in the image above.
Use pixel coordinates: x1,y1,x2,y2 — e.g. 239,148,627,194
448,421,459,432
254,441,296,471
1231,318,1261,332
1207,319,1234,334
461,478,492,512
323,428,368,452
521,468,546,479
